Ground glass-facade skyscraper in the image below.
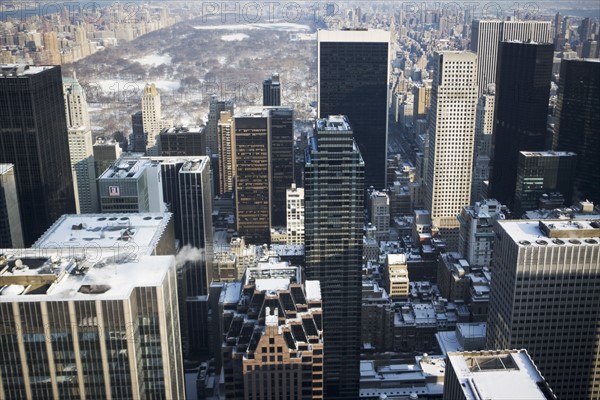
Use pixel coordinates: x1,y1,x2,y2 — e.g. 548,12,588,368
318,29,390,190
553,59,600,205
489,42,554,210
305,115,364,399
0,65,76,246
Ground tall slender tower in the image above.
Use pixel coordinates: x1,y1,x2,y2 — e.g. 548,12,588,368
318,29,390,190
206,95,234,156
63,73,91,129
471,88,495,203
425,51,478,250
217,110,235,195
305,115,364,399
489,42,554,209
262,73,281,106
68,127,98,213
553,59,600,204
142,83,162,155
233,110,271,244
268,107,294,227
0,164,23,248
0,65,76,246
487,219,600,399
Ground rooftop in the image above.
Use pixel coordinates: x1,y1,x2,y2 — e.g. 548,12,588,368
0,64,55,77
318,29,390,43
32,213,172,256
315,115,352,131
0,251,173,302
520,151,576,158
99,158,155,180
499,219,600,245
447,350,555,400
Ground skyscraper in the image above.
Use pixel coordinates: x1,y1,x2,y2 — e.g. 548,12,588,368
206,95,234,156
286,183,304,245
0,251,184,399
425,51,478,250
0,64,76,246
233,110,271,244
318,29,390,190
263,72,281,106
268,107,294,227
217,110,235,195
487,219,600,399
553,59,600,204
305,115,364,399
0,164,23,248
158,125,206,157
63,73,91,129
470,20,552,95
68,126,98,213
489,42,554,210
142,83,162,155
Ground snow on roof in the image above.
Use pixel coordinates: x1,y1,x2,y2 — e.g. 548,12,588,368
305,280,321,301
0,254,173,302
32,213,172,256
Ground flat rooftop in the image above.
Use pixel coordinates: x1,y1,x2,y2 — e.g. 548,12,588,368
0,251,174,301
33,213,172,255
447,350,555,400
316,115,352,131
499,219,600,245
0,64,55,77
520,151,576,158
318,29,390,43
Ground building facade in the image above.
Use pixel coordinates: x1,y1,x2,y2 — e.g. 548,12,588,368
0,64,76,246
489,42,554,209
318,29,390,190
487,219,600,399
553,59,600,204
286,184,304,245
263,73,281,106
268,107,294,228
68,126,98,214
305,115,364,399
425,51,478,251
141,83,162,155
457,199,505,268
217,110,235,195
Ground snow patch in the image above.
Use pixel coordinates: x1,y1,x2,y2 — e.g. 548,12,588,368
193,22,310,32
137,53,172,66
221,33,249,41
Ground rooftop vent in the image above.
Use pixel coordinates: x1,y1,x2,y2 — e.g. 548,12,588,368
78,285,111,294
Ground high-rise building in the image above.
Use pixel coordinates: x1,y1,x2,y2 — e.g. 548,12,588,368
425,51,478,251
178,158,214,358
178,157,214,296
68,126,99,213
489,42,554,210
487,219,600,399
63,73,91,129
385,254,409,300
470,20,552,95
0,64,76,246
444,350,555,400
471,89,495,203
0,251,184,399
97,158,165,213
553,59,600,204
233,110,271,244
217,110,234,195
263,72,281,106
268,107,294,227
0,164,23,248
457,199,506,268
412,79,432,122
141,83,162,155
158,125,206,157
216,259,323,399
286,183,304,245
514,151,577,214
305,115,364,399
318,29,390,190
206,95,234,157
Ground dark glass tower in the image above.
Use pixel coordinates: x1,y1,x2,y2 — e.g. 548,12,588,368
268,107,294,227
553,59,600,204
318,29,389,190
305,115,364,399
233,112,271,244
262,73,281,106
489,42,554,210
0,65,76,246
